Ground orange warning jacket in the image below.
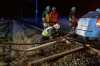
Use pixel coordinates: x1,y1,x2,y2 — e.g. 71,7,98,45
50,12,58,23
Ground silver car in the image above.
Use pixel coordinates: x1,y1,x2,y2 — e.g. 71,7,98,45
76,12,100,39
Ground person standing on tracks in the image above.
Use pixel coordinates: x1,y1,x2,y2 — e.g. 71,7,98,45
42,6,52,29
36,23,60,43
50,7,58,25
68,7,78,38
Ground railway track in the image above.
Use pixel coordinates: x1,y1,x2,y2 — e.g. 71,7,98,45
24,38,100,66
21,20,100,66
0,19,100,66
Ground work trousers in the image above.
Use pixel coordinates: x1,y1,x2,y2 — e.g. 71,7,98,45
69,22,77,38
36,35,49,43
69,22,77,32
43,22,53,29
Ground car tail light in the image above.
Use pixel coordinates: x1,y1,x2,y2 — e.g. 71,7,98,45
96,16,100,27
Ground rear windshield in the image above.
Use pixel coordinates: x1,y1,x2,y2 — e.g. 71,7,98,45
82,12,100,18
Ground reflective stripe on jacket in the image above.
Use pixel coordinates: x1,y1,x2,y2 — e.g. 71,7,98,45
42,26,53,37
50,12,58,23
42,11,50,22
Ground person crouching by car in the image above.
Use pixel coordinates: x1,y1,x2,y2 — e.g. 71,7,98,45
36,23,60,43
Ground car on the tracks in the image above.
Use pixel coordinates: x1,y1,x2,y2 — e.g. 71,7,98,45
76,11,100,39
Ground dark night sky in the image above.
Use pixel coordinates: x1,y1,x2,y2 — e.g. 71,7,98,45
0,0,100,18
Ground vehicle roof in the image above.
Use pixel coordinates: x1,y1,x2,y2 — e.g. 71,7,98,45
82,12,100,18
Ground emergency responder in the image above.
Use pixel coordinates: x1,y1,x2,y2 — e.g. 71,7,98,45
68,7,77,38
36,23,60,43
69,7,77,32
42,6,51,29
50,7,58,25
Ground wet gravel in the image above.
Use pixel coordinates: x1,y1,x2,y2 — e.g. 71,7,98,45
34,49,100,66
51,50,100,66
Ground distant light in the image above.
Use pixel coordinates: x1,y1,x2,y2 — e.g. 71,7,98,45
27,0,36,1
35,10,38,13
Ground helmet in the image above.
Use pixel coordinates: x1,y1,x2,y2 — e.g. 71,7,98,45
53,23,60,29
46,6,51,10
71,7,76,12
52,7,56,10
96,8,100,12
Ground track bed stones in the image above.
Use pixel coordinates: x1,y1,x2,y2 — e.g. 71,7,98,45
23,40,85,65
33,49,100,66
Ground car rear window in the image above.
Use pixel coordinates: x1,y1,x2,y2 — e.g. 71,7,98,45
82,12,100,18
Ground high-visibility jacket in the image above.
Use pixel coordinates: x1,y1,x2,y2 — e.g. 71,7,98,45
69,12,77,24
42,26,54,37
50,12,58,23
42,11,50,22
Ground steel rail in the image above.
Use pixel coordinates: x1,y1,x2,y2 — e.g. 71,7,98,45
0,38,60,45
86,44,100,56
27,46,86,66
0,38,66,52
